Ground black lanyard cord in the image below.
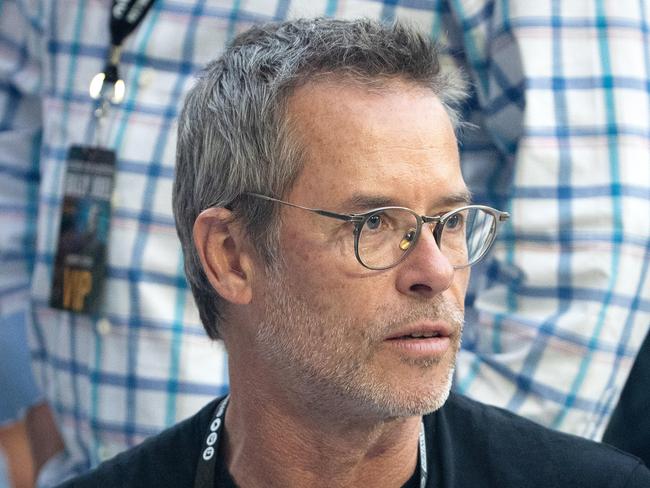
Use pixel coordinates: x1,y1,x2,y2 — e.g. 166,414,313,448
110,0,157,47
90,0,156,103
194,396,230,488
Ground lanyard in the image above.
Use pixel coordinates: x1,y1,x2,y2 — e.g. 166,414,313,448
194,395,230,488
89,0,157,104
194,395,428,488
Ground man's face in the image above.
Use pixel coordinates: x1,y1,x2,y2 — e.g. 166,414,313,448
249,79,469,420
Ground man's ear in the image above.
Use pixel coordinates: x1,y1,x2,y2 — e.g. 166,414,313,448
193,207,254,305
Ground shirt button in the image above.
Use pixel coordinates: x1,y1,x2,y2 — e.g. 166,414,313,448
97,318,112,335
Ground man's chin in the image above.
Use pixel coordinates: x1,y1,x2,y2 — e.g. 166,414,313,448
350,365,456,419
389,382,453,417
373,345,458,416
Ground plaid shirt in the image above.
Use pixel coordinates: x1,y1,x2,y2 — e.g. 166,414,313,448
1,0,648,483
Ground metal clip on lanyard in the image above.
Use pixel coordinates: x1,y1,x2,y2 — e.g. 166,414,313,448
89,0,157,106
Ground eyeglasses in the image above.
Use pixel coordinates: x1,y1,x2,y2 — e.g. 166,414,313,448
243,192,509,271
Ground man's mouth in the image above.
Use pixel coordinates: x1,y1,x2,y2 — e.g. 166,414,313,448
391,331,443,339
385,321,452,341
383,321,454,357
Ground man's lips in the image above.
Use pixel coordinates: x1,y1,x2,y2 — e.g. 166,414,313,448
383,321,454,357
384,320,453,341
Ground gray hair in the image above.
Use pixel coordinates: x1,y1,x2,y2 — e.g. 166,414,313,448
173,17,467,340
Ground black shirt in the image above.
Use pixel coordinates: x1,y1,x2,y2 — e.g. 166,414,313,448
212,437,421,488
58,392,650,487
603,328,650,466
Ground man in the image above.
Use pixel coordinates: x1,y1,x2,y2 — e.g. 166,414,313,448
4,1,650,485
60,18,649,487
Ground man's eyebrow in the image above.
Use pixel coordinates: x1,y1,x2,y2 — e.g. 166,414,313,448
340,190,473,213
342,194,396,211
437,190,473,208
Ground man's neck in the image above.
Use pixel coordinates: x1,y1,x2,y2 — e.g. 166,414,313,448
223,387,422,488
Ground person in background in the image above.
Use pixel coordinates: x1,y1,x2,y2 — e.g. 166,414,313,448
1,0,648,485
0,308,38,487
449,0,650,459
0,416,33,488
0,450,12,488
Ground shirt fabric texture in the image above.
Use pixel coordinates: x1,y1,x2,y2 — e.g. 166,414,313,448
1,0,649,483
56,393,650,488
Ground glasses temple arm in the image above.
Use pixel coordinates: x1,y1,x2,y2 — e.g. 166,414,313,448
245,192,359,223
312,208,361,222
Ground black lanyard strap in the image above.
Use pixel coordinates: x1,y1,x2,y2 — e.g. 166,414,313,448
89,0,156,103
110,0,157,47
194,396,230,488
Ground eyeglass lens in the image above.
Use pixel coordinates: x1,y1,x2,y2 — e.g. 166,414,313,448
357,207,497,269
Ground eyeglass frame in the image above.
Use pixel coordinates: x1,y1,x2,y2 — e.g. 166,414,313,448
239,192,510,271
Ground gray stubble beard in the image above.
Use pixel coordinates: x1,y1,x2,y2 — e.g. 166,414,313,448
255,269,465,421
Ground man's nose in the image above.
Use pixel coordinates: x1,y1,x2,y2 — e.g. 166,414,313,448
394,228,455,299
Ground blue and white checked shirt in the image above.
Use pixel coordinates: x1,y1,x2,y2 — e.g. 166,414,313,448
451,0,650,441
1,0,648,483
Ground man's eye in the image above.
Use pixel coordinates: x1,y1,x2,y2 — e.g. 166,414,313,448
366,214,383,230
445,213,464,230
